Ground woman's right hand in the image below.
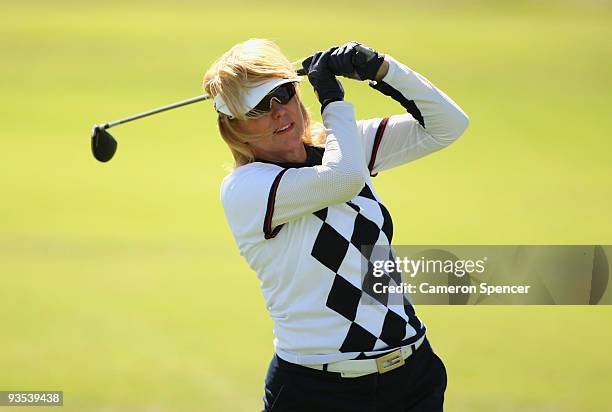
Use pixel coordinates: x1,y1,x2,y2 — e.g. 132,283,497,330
300,51,344,112
326,42,385,81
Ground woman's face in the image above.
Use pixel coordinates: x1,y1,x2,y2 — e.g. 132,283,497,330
232,93,306,162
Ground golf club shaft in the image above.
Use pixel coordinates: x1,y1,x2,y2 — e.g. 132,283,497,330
102,94,211,129
100,57,313,130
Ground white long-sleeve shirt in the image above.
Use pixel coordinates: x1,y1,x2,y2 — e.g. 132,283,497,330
220,56,469,364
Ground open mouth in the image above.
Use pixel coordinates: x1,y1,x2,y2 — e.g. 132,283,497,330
274,122,294,135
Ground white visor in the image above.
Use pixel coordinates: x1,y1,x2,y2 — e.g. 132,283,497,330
213,77,299,118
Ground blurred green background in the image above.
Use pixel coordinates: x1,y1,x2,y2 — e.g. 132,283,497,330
1,0,611,410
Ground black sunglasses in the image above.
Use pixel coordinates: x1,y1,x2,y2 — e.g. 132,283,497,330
245,82,296,118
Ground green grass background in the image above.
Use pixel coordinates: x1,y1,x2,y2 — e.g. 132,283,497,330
1,0,612,410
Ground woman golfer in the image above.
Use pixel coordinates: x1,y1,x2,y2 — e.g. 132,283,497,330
203,39,468,411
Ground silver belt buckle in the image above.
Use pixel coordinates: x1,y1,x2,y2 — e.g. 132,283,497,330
375,349,405,374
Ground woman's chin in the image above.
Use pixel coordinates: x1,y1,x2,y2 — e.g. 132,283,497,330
280,129,302,148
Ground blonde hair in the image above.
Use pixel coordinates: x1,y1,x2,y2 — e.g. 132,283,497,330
203,39,325,168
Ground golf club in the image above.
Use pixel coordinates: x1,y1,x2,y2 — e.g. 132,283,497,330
91,47,371,163
91,94,211,162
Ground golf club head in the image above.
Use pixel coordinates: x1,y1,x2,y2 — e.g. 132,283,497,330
91,125,117,162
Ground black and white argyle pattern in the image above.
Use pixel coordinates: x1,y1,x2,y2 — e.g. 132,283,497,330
311,182,425,354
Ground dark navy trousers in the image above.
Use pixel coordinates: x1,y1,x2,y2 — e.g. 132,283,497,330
262,339,447,412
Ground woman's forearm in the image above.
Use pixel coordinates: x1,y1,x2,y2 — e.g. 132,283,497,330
373,56,469,144
270,101,367,226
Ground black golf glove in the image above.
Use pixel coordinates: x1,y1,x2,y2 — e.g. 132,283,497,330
301,51,344,113
326,42,385,81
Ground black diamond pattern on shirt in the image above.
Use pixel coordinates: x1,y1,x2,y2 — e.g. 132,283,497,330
379,309,408,346
379,203,393,244
257,147,425,355
313,207,328,221
311,223,350,273
387,249,403,286
358,183,376,201
309,182,425,354
340,322,379,352
346,201,361,213
361,261,390,306
350,214,382,259
326,275,362,321
403,296,423,334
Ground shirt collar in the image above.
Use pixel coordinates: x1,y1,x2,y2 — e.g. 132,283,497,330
254,144,324,168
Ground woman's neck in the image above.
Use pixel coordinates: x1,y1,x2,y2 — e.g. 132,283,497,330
253,143,307,164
